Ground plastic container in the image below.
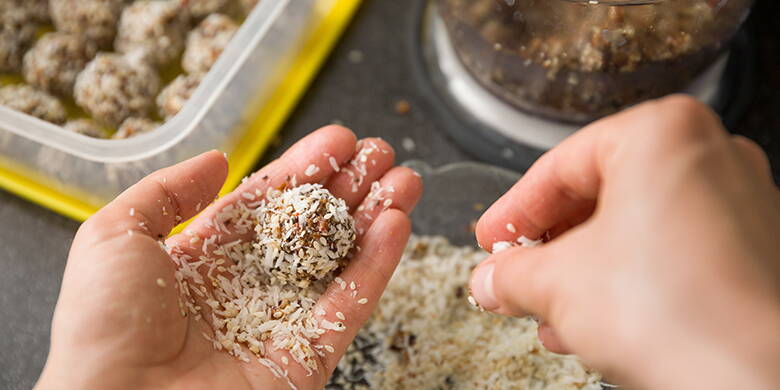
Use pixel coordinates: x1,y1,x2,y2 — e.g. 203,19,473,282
0,0,360,221
436,0,753,123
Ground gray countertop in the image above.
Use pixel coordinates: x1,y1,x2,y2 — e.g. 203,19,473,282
2,0,778,389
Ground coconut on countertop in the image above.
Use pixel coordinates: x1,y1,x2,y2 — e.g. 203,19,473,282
0,85,67,124
114,0,190,67
182,13,238,74
23,33,98,96
74,53,160,127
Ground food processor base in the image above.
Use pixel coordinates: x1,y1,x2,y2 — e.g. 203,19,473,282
411,0,756,172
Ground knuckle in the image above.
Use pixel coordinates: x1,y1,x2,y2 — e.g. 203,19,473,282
618,95,726,162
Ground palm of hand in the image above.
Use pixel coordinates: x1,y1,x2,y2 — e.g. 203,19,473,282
37,126,422,390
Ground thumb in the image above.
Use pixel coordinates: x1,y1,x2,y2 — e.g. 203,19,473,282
469,243,564,320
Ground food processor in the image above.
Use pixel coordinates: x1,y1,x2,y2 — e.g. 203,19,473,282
413,0,755,170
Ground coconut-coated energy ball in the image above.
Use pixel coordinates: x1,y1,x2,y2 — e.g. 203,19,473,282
182,13,238,74
0,0,49,23
156,73,203,119
74,53,160,127
254,184,356,288
50,0,127,49
0,8,37,72
63,119,110,138
115,0,189,67
23,33,97,96
185,0,231,20
113,117,160,139
0,85,67,124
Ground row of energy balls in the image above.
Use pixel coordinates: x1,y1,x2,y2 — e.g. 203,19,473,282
0,0,253,139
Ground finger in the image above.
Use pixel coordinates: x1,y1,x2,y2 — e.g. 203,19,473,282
325,138,395,210
168,125,357,250
313,209,412,373
80,150,228,244
353,166,424,236
469,244,561,319
538,322,570,354
475,95,725,251
731,135,772,180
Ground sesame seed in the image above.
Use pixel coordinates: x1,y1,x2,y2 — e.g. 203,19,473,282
127,229,134,237
156,278,167,287
324,345,335,353
349,281,356,290
506,223,517,233
129,207,135,216
336,312,345,320
357,298,368,304
281,356,289,365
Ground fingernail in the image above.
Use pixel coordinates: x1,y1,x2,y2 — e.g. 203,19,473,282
471,263,499,310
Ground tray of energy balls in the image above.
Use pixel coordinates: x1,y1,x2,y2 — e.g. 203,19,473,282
0,0,359,220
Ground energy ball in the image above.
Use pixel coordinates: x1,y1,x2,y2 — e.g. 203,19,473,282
185,0,231,20
63,119,110,138
0,85,67,124
255,183,356,288
74,53,161,127
115,0,189,67
182,14,238,74
156,73,203,119
23,33,97,96
0,0,49,23
50,0,127,49
113,117,160,139
0,8,37,72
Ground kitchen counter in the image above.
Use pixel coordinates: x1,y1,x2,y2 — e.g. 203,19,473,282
1,0,777,388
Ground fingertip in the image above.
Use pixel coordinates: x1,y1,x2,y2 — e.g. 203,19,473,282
315,125,358,150
373,208,411,242
205,149,230,179
538,323,570,354
475,204,511,252
386,167,424,213
470,259,499,311
362,137,396,163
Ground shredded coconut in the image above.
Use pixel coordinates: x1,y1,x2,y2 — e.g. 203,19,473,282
329,236,602,389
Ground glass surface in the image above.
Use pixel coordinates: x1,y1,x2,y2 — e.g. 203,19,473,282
404,160,521,246
437,0,753,123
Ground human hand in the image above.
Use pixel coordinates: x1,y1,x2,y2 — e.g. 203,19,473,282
35,126,423,390
469,96,780,390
